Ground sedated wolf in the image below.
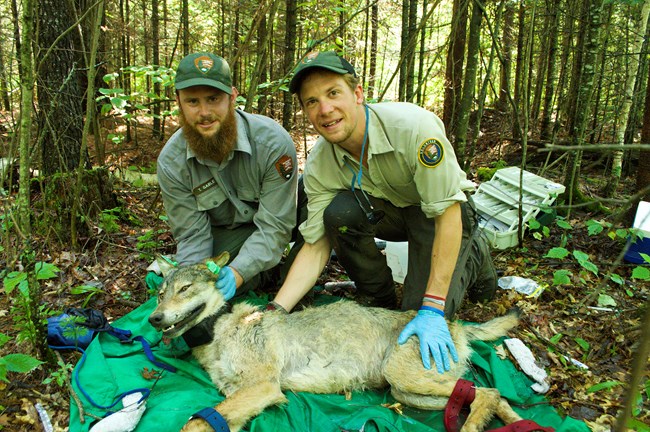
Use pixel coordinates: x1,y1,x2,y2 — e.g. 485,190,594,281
149,253,525,432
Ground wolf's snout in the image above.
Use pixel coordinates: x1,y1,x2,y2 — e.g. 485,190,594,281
149,312,164,328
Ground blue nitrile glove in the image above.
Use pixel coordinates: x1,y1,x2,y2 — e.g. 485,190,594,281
397,308,459,373
215,266,236,301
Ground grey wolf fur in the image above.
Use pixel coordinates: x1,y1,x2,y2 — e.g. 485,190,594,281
149,256,523,432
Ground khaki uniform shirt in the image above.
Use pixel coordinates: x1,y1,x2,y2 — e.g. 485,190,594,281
157,109,297,281
300,102,475,243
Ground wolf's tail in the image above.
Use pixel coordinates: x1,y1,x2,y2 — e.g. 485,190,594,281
463,308,520,342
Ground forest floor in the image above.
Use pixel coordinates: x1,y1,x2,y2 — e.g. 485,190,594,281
0,109,648,431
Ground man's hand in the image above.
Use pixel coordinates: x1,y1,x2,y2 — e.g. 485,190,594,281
397,310,459,373
215,266,236,301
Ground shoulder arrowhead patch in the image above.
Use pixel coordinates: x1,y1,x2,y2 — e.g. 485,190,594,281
274,155,294,180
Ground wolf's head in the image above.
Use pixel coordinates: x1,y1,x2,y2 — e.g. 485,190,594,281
148,252,230,338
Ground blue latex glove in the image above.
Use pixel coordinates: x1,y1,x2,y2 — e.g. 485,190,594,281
215,266,236,301
397,309,459,373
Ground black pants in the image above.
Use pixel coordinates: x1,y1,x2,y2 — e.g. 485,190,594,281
323,190,484,317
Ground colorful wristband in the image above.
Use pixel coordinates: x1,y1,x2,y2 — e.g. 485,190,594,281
419,305,445,317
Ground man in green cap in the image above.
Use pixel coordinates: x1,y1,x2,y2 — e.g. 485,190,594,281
157,52,303,300
271,50,497,373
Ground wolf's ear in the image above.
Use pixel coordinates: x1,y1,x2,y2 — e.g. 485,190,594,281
156,255,178,277
203,251,230,269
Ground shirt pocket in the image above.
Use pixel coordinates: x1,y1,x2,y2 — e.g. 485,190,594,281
236,186,259,204
195,185,228,212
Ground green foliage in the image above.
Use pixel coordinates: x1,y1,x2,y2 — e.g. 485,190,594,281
42,358,73,388
98,65,176,140
3,260,59,348
137,229,167,258
0,333,44,383
586,380,623,393
542,219,649,287
476,160,507,182
99,208,121,234
70,283,105,308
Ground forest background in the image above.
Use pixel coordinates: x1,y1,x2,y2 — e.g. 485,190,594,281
0,0,649,430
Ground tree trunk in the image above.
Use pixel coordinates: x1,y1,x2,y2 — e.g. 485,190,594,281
417,0,429,105
0,39,11,111
637,38,650,201
539,0,559,140
454,0,482,168
511,0,525,140
281,0,297,130
152,0,162,139
443,0,468,140
367,1,379,100
17,0,35,238
120,0,133,142
37,0,88,176
496,0,514,114
550,0,576,140
182,0,189,56
399,0,410,101
602,0,650,197
588,3,613,145
405,0,418,102
563,0,605,213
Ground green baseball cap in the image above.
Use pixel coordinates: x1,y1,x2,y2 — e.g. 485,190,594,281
175,53,233,94
289,51,357,94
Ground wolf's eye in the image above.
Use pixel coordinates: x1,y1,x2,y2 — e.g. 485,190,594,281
179,283,191,294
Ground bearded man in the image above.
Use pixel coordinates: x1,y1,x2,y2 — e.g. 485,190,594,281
157,52,302,300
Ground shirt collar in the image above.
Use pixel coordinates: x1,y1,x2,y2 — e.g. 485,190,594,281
330,105,394,168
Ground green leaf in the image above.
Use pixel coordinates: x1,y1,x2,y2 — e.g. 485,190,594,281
625,418,650,432
586,220,604,236
572,250,590,262
615,229,628,239
111,97,128,109
101,103,113,115
549,333,563,344
632,266,650,280
556,219,573,230
0,333,9,347
575,337,590,351
578,260,599,276
640,253,650,264
98,87,124,95
3,271,27,294
553,269,572,285
598,294,617,307
586,380,622,393
608,273,624,285
35,262,60,280
101,73,118,83
528,219,541,230
3,353,44,373
70,285,103,295
545,247,569,259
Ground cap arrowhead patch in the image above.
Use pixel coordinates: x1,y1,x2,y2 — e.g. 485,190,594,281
194,56,214,74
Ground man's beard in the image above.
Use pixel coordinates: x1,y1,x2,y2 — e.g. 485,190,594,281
179,106,238,163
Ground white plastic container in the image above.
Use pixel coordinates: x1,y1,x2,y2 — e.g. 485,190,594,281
385,241,408,283
474,167,565,249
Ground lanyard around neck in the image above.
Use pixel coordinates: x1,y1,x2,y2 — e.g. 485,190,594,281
352,104,370,191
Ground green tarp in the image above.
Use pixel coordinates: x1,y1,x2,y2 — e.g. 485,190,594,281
69,296,589,431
